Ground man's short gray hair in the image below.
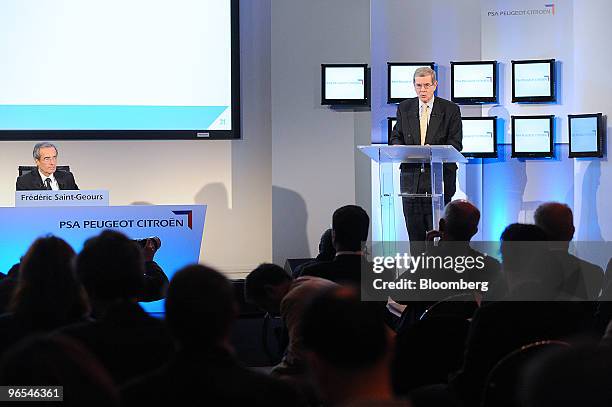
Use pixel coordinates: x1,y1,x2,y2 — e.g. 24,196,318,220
33,142,58,160
413,67,436,84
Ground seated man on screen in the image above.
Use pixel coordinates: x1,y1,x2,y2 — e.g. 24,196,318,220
16,142,79,191
389,67,462,255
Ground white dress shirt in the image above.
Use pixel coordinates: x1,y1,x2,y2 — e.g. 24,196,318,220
38,169,59,190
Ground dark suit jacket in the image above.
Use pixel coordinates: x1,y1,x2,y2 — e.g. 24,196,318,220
16,169,79,191
59,301,175,386
300,254,370,286
121,347,304,407
449,285,595,406
389,97,462,197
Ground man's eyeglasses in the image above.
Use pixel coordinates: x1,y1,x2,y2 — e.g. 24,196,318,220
415,83,434,90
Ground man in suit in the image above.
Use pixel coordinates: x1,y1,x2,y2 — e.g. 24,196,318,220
389,67,462,252
16,142,79,190
300,205,371,286
534,202,604,300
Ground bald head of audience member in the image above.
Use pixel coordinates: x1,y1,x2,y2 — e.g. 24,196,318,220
301,286,399,406
534,202,575,242
439,200,480,241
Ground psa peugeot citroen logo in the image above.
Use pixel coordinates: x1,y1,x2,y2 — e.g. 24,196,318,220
172,210,193,229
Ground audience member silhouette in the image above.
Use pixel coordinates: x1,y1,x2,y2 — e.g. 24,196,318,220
392,316,469,395
122,264,303,407
0,236,89,354
301,286,412,406
293,228,336,278
534,202,604,300
0,334,119,407
0,263,20,314
520,344,612,407
448,223,595,407
59,230,174,385
245,263,335,382
398,200,502,328
301,205,370,285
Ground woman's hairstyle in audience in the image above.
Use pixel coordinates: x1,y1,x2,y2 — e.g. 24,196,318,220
165,264,237,349
0,334,119,407
9,236,89,327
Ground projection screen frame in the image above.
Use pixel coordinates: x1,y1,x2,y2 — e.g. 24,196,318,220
568,113,605,158
450,60,498,105
461,116,498,159
387,62,436,104
511,115,555,158
511,59,556,103
0,0,241,141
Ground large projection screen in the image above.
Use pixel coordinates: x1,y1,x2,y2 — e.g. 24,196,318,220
0,0,240,140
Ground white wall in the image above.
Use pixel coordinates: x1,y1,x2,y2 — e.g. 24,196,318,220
572,0,612,245
271,0,371,264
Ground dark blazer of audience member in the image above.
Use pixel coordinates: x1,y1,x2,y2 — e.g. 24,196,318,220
449,224,595,407
60,230,174,386
423,200,502,297
301,286,411,406
16,142,79,191
0,334,119,407
292,228,336,279
534,202,604,300
301,205,371,286
122,265,303,407
0,237,89,354
520,344,612,407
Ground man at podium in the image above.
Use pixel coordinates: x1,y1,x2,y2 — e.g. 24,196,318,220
16,142,79,191
389,67,462,247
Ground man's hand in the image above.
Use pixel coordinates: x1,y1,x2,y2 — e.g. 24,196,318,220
426,229,442,242
143,238,157,262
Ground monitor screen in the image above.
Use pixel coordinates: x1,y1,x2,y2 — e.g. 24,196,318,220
461,117,498,158
387,117,397,144
321,64,369,105
569,114,604,158
387,62,435,103
512,59,555,103
451,61,497,104
0,0,240,140
511,115,554,157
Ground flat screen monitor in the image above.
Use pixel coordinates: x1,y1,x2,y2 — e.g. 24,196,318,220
321,64,369,105
461,117,498,158
387,62,435,103
0,0,240,140
451,61,497,104
511,115,554,158
387,117,397,144
568,113,604,158
512,59,556,103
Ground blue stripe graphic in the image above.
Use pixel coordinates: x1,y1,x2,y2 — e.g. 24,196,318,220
0,105,228,130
